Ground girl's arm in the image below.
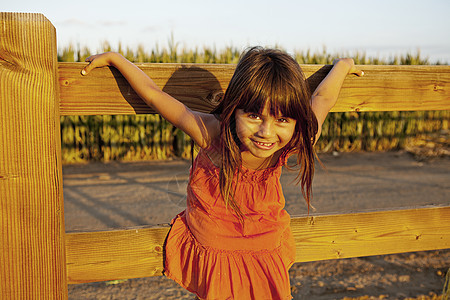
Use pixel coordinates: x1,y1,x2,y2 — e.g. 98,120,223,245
81,52,219,148
311,58,364,142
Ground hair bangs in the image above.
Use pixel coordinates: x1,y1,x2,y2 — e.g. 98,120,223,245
267,78,302,120
238,69,301,121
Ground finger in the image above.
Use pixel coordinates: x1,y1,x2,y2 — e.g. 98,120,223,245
81,61,93,76
85,54,96,63
351,67,364,77
81,64,89,76
81,55,97,75
81,57,98,76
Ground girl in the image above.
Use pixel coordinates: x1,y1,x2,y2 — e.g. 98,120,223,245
82,47,363,300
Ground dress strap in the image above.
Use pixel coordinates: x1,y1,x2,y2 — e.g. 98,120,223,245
203,149,220,167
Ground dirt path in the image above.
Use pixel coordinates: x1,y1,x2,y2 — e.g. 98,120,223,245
64,151,450,299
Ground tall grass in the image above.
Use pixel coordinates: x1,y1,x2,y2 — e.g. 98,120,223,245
58,42,449,163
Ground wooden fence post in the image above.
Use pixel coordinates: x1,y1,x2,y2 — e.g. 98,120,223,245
0,13,67,299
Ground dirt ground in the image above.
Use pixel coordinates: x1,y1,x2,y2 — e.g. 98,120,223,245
63,150,450,299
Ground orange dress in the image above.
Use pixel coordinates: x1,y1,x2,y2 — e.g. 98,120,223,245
164,149,296,300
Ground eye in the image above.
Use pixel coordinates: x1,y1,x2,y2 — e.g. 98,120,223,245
248,113,260,120
278,117,289,123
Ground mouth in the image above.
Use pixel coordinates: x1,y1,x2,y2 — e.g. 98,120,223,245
251,139,276,150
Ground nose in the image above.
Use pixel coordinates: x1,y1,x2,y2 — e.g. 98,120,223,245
257,120,274,137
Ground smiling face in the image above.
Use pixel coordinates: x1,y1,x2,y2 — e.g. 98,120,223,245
210,47,318,213
235,104,296,168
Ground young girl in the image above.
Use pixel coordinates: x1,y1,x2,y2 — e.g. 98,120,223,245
82,47,363,300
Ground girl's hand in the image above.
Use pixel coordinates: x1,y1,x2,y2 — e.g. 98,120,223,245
81,52,117,76
332,58,364,77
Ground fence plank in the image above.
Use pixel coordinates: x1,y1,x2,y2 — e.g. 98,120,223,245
65,206,450,284
58,63,450,116
0,13,67,298
66,226,169,284
292,206,450,262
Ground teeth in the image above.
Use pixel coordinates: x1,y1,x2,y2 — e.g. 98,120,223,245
255,141,273,147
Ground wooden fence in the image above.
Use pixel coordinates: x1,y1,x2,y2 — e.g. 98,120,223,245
1,12,449,299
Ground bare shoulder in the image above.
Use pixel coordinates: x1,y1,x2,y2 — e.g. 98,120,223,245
191,111,220,149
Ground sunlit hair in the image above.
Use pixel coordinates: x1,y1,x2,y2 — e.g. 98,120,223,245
212,46,318,220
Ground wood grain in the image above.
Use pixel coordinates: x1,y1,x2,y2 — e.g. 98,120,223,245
66,226,169,284
292,206,450,262
65,206,450,284
59,63,450,116
0,13,67,299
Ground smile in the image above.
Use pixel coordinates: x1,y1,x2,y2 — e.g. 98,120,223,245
252,139,276,149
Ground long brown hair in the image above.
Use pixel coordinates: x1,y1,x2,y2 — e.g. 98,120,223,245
212,47,318,219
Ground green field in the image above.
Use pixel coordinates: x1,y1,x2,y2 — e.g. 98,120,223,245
58,43,449,163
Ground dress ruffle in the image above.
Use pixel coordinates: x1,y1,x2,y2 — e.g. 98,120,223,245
164,149,296,299
165,212,295,300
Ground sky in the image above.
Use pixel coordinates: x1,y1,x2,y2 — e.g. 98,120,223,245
4,0,450,63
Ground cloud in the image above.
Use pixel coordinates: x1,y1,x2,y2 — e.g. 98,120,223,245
98,20,127,26
56,19,128,28
140,25,160,33
56,19,90,27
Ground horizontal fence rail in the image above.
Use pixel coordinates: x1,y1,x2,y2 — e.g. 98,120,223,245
59,63,450,115
65,206,450,284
